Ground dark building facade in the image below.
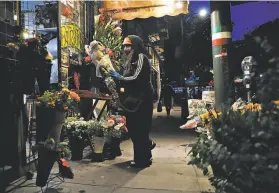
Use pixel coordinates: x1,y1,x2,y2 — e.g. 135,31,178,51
0,1,25,190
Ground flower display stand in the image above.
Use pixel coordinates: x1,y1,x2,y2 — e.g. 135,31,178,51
35,107,66,187
91,136,106,162
36,107,66,144
69,137,84,161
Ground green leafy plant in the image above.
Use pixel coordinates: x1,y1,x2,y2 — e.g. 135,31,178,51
189,37,279,193
33,138,71,158
64,117,89,140
87,119,108,138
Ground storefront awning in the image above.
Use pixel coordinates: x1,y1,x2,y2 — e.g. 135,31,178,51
103,0,189,20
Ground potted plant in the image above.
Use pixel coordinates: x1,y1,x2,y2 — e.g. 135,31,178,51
87,120,108,162
64,117,89,161
188,57,279,193
103,115,128,160
33,138,70,187
36,88,80,144
35,89,79,187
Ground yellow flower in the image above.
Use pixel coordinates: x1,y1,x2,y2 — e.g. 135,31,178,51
274,100,279,105
45,52,53,60
48,101,55,107
242,103,262,113
7,42,19,51
62,88,70,92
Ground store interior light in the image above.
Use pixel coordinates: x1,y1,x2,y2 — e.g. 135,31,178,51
176,1,183,9
22,31,29,39
199,9,207,17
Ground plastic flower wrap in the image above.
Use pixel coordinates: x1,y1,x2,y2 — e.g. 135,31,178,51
38,88,80,111
106,115,128,138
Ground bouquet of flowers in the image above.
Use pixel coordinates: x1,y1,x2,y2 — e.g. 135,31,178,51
64,117,89,139
87,119,108,138
106,115,128,138
38,88,80,111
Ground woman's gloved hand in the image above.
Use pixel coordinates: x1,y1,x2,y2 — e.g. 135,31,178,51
110,70,121,79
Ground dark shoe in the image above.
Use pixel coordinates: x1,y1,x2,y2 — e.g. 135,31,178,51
150,141,156,150
129,160,152,168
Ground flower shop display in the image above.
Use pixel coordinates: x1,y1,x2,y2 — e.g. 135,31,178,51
199,109,221,138
180,99,212,130
33,138,71,187
187,99,209,119
188,38,279,193
87,119,108,162
63,114,128,162
202,90,215,104
36,88,80,143
87,40,120,110
35,89,80,187
94,9,122,61
64,117,89,160
103,115,128,160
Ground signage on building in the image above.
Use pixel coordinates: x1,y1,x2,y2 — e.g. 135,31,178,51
61,24,81,50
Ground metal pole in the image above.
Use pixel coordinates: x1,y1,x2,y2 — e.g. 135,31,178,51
57,1,61,89
210,2,232,108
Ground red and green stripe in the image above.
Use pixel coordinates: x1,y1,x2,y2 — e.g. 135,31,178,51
212,27,232,46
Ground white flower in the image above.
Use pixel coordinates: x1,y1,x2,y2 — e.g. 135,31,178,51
114,123,124,131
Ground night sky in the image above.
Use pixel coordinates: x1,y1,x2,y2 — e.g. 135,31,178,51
190,1,279,41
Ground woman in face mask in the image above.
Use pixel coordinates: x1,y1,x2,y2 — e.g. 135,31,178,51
110,35,155,168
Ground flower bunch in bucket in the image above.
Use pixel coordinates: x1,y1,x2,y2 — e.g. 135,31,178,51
38,88,80,111
106,115,128,139
87,119,108,138
64,117,89,140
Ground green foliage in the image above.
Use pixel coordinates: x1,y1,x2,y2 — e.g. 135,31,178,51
189,38,279,193
33,138,71,158
64,117,89,140
38,89,80,110
94,14,122,58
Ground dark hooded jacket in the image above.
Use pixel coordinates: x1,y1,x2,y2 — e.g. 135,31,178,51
119,35,153,112
122,35,153,97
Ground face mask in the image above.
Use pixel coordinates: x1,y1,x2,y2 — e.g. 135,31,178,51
124,45,132,55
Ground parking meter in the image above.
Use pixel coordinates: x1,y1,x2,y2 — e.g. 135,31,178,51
241,56,257,102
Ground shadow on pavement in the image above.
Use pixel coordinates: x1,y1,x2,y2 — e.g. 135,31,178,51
112,161,145,174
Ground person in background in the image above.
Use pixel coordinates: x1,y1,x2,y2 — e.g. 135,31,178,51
200,66,213,84
159,79,175,116
110,35,155,168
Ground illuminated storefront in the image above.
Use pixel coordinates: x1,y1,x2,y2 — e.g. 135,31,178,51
60,0,85,88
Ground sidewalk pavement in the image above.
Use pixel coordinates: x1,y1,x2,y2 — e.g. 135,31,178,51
6,107,214,193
